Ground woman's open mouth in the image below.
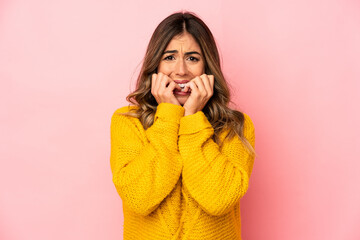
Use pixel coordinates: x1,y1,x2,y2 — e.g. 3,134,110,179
174,83,191,95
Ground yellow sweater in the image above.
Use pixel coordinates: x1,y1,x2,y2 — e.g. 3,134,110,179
110,103,255,240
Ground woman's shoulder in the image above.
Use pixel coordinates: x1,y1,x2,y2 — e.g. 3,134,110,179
113,105,139,115
223,109,255,138
242,112,254,129
111,105,141,132
239,112,255,143
218,110,255,139
228,107,255,130
111,105,140,126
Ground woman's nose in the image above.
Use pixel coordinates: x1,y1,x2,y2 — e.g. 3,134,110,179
175,59,187,76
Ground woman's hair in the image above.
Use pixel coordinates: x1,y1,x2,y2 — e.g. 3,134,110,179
123,11,255,155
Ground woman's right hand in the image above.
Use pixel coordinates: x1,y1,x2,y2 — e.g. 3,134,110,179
151,73,181,106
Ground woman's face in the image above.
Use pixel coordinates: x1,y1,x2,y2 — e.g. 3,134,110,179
158,32,205,106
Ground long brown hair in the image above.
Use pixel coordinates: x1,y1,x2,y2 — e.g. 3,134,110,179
123,11,255,155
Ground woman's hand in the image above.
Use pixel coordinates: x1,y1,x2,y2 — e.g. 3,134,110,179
151,73,181,106
183,74,214,116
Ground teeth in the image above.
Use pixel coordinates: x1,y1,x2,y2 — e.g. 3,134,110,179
178,83,186,88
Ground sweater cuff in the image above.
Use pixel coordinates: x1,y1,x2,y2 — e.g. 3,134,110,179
154,103,184,124
179,111,212,135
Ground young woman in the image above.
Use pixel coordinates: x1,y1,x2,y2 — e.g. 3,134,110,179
110,11,256,240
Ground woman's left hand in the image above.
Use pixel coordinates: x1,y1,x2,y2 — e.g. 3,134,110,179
183,74,214,116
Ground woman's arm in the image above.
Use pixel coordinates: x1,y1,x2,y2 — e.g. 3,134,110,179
110,103,184,216
178,111,255,216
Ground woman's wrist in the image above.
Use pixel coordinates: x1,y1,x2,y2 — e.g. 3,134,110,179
184,109,197,116
155,103,185,123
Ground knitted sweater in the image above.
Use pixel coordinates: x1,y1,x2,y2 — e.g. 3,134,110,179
110,103,255,240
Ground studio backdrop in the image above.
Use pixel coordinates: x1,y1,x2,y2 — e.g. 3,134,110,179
1,0,359,239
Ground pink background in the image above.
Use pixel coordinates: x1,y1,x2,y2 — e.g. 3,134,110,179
1,0,360,239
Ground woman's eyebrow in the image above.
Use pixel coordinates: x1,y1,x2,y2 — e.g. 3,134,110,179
163,50,201,55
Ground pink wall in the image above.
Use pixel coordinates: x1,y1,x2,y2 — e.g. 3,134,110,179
1,0,359,239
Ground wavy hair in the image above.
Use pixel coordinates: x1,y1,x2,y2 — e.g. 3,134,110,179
122,11,255,155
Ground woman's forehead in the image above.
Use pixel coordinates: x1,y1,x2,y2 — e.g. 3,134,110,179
165,32,202,53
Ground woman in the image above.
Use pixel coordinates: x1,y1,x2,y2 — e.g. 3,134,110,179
110,11,256,240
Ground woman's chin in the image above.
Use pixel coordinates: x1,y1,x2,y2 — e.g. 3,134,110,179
175,95,189,106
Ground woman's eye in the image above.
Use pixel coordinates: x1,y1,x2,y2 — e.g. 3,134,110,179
188,56,199,62
163,55,175,61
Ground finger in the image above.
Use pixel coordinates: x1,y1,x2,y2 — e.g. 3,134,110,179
156,72,169,96
194,76,206,94
158,75,171,92
165,76,181,91
168,81,181,91
188,81,199,95
160,76,181,91
183,83,191,92
151,73,158,95
153,72,163,94
151,73,157,88
202,74,213,96
208,74,215,90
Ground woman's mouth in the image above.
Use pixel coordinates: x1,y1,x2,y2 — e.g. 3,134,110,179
173,90,191,95
178,83,187,89
173,80,191,95
174,83,191,95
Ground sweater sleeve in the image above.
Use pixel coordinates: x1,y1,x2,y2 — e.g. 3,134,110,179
110,103,184,216
178,111,255,216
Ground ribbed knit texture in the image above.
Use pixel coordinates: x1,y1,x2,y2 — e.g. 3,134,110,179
110,102,255,240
